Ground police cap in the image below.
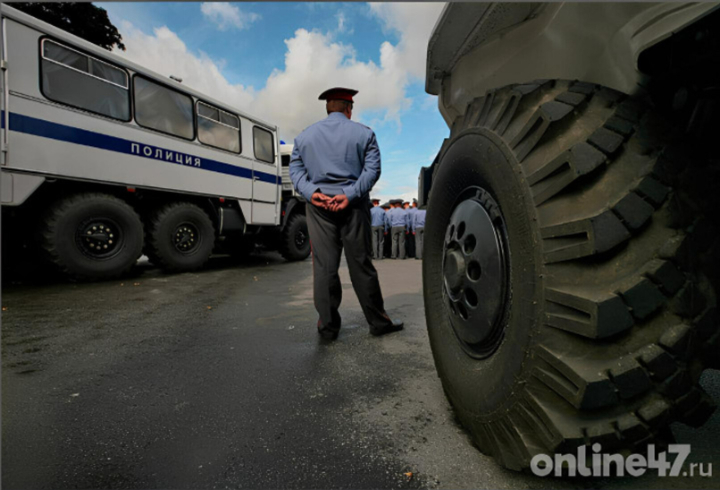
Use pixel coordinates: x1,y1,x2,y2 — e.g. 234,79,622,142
318,87,358,102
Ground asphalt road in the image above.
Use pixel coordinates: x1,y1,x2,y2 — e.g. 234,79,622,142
2,252,719,489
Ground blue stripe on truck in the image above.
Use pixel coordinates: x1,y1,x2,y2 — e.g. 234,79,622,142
2,111,279,185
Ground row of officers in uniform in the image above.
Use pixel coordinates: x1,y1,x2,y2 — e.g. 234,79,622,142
369,198,426,260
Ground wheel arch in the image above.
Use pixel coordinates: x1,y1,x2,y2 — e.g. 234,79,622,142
431,3,720,126
281,197,305,230
12,177,225,234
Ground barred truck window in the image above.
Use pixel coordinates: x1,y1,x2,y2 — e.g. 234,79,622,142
134,76,194,140
196,101,241,153
253,126,275,163
40,39,130,121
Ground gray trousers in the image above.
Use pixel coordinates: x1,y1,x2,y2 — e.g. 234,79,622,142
415,227,424,259
391,226,406,259
306,200,392,334
371,226,384,260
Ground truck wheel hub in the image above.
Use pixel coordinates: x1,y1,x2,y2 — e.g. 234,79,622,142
77,219,122,258
443,187,509,358
174,223,199,253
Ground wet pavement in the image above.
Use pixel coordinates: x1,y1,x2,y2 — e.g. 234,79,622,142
2,252,719,489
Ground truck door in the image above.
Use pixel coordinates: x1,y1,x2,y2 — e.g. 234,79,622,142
251,125,279,224
1,15,8,166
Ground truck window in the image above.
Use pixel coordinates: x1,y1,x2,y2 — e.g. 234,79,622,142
134,76,194,140
253,126,274,164
197,101,241,153
40,39,130,121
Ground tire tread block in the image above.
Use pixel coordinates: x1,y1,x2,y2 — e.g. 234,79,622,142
515,400,557,449
637,397,672,427
659,324,695,358
641,259,686,295
609,360,653,400
527,142,606,205
660,369,692,400
545,287,634,338
635,344,677,381
616,412,651,442
604,115,635,137
491,83,550,135
614,99,645,123
476,90,497,128
555,91,587,107
569,81,597,95
541,210,630,263
510,101,575,162
588,127,625,155
612,192,654,231
617,276,665,320
535,346,617,409
669,282,707,318
526,389,668,453
642,175,667,212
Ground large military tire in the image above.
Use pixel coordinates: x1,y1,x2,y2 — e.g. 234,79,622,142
40,193,144,280
145,202,216,272
279,213,311,261
423,80,719,471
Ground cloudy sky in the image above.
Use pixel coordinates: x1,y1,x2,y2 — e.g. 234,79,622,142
99,2,448,203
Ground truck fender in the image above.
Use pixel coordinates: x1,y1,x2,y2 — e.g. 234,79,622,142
282,198,305,229
0,172,45,206
428,3,720,125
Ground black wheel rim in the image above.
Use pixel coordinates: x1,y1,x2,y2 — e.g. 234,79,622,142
295,228,308,249
174,222,200,254
76,218,124,259
442,186,510,359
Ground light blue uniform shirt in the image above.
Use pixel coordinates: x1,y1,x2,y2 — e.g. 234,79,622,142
387,207,408,228
407,208,418,232
413,209,426,229
370,206,386,227
289,112,381,202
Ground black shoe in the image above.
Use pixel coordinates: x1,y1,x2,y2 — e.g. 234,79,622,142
370,320,404,337
318,329,339,342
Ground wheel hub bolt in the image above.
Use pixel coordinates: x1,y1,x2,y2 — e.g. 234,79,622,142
444,248,466,294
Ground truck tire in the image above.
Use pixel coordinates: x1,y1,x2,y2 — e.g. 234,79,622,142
423,80,719,471
279,213,310,261
145,202,216,272
40,193,144,280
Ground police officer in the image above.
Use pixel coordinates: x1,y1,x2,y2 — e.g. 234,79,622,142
289,87,403,341
406,199,418,258
387,199,408,259
370,198,385,260
413,206,426,260
381,202,392,258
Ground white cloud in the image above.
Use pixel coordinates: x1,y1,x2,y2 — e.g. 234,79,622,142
372,185,416,204
336,12,347,33
115,21,255,109
250,28,412,138
368,3,445,79
201,3,260,31
113,3,445,142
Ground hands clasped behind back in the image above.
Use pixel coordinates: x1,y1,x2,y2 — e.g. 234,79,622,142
311,192,350,212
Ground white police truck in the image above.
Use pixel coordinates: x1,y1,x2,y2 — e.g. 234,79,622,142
0,5,310,279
